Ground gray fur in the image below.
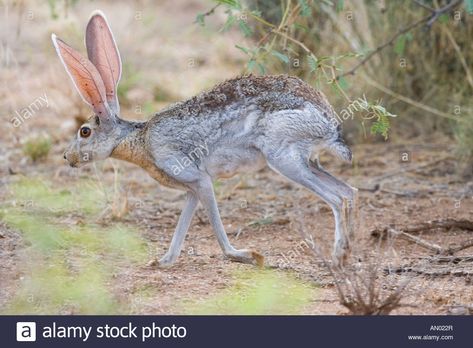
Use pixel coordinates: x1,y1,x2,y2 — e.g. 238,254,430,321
56,12,357,268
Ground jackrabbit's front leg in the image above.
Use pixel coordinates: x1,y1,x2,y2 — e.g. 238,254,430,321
158,191,199,268
194,177,264,267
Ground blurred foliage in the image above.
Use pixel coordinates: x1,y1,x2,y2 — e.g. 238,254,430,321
198,0,473,174
186,270,314,314
47,0,80,19
0,178,149,314
117,62,141,107
22,136,51,162
11,178,100,215
197,0,398,139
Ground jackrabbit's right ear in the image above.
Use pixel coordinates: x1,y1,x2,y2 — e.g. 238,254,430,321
85,11,122,116
51,34,112,120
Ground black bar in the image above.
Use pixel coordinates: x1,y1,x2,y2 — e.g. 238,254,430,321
2,315,471,347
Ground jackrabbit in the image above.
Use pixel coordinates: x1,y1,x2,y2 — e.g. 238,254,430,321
52,11,358,267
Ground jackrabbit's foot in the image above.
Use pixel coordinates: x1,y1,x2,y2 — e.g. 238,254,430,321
225,249,264,267
145,253,178,268
156,252,180,268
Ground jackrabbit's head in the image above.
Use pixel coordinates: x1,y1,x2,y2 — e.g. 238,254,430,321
52,11,122,167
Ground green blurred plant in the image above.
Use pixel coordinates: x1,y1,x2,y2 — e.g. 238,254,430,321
117,62,141,106
186,270,314,314
0,178,148,314
22,136,51,162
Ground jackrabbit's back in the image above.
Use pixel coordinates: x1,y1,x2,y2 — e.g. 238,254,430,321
147,75,340,146
150,74,335,121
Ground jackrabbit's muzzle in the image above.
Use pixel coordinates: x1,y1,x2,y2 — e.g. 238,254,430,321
63,150,79,167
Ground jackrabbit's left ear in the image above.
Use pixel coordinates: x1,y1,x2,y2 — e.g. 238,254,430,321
51,34,112,120
86,10,122,116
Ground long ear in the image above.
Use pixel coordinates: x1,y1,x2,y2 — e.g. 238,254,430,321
51,34,112,119
85,10,122,116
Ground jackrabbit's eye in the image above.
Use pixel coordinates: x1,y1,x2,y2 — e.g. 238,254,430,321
80,126,91,138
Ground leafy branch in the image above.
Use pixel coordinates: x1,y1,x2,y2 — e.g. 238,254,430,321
336,0,464,80
196,0,398,138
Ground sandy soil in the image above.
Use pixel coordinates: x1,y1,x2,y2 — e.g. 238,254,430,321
1,139,472,315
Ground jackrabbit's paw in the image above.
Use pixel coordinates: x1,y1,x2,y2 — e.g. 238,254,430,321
225,249,264,267
157,253,178,268
145,254,178,268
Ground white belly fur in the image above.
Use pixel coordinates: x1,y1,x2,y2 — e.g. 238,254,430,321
205,146,266,179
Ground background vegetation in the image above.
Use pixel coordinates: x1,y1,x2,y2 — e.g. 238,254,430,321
198,0,473,176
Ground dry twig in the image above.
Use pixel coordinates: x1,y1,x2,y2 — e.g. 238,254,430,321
372,219,473,255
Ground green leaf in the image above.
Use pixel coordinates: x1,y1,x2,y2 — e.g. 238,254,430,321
48,0,59,19
298,0,311,17
235,44,251,55
330,81,343,96
247,59,257,71
337,76,349,90
371,104,396,117
394,34,407,55
465,0,473,14
439,13,450,23
257,62,266,74
337,51,362,59
215,0,242,10
307,55,318,72
238,19,253,37
195,13,205,26
271,50,290,64
336,0,344,12
293,22,309,32
221,13,236,31
370,115,390,139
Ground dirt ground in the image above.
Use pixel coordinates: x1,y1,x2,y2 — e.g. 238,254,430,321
1,138,472,315
0,0,472,315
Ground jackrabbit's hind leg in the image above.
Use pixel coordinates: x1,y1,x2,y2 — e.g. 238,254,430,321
194,177,264,267
266,151,349,266
309,159,358,242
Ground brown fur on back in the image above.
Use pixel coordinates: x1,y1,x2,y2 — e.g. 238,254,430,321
154,74,335,119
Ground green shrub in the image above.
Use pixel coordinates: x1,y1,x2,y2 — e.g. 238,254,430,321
22,136,51,162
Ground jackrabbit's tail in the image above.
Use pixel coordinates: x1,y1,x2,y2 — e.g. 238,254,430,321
327,138,352,163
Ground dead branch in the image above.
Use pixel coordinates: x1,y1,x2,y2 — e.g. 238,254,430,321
388,228,443,253
415,255,473,263
448,305,473,315
298,228,412,315
372,220,473,255
402,219,473,234
446,239,473,255
372,219,473,237
195,3,221,24
387,266,473,277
